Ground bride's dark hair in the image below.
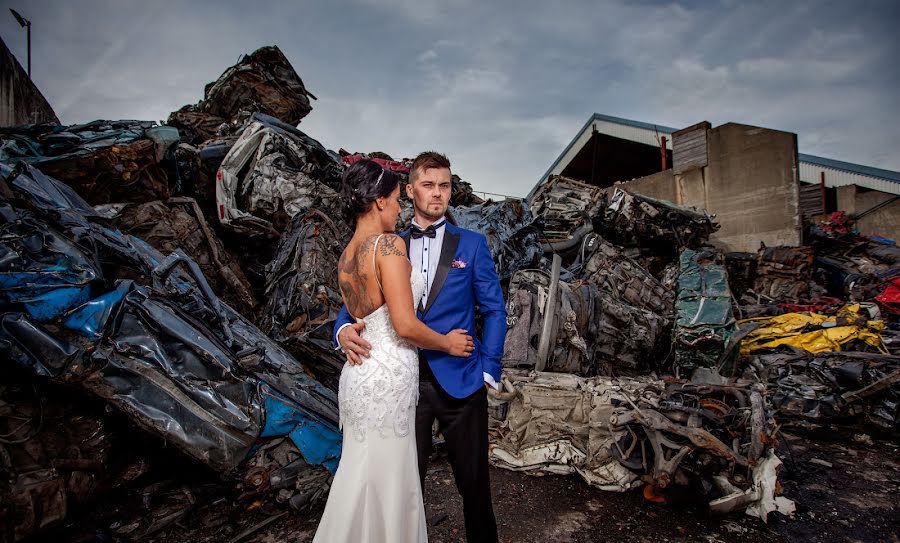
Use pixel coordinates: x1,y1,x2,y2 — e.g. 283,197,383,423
341,159,399,227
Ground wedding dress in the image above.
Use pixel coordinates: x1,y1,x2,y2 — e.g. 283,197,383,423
313,235,428,542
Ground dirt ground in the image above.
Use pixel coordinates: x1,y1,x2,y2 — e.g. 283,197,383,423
43,430,899,543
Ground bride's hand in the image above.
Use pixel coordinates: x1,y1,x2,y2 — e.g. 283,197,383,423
444,329,474,357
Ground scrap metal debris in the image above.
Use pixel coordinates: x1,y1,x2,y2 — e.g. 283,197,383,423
748,348,900,430
168,45,315,145
502,267,670,376
0,376,152,543
674,249,738,377
488,370,795,522
579,234,674,317
0,163,341,539
598,188,719,275
216,113,343,236
3,41,900,540
0,120,179,204
529,175,602,248
752,246,815,303
98,197,257,314
451,199,542,280
259,210,349,390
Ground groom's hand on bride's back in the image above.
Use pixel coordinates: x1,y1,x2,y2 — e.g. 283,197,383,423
339,322,371,365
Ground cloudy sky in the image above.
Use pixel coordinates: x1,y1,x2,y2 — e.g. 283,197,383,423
1,0,898,196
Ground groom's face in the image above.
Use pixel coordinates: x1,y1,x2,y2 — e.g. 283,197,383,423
407,166,452,222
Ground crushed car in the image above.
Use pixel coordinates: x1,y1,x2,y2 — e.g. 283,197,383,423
168,45,316,145
0,120,179,205
747,347,900,431
488,369,795,521
0,163,342,540
215,113,344,237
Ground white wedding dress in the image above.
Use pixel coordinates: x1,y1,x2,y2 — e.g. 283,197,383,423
314,236,428,543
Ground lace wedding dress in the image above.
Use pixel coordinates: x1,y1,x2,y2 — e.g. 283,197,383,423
314,237,428,542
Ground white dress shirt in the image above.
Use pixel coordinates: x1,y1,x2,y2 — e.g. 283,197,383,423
408,219,445,311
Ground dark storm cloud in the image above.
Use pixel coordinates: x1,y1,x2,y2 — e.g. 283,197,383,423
1,0,897,196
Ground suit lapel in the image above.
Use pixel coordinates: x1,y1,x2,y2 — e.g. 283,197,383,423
423,227,460,315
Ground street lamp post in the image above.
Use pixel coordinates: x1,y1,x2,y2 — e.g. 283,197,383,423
9,9,31,78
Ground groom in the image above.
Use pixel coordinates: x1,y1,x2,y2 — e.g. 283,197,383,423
334,151,505,543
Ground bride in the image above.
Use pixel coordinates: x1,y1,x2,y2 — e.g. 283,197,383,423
313,159,473,542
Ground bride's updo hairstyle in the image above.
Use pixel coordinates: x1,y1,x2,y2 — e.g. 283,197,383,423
341,159,399,227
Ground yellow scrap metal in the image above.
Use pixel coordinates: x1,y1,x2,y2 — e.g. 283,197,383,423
740,304,887,355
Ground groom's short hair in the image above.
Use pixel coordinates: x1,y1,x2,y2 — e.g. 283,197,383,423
410,151,451,183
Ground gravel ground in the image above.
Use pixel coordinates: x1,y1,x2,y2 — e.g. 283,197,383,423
45,431,899,543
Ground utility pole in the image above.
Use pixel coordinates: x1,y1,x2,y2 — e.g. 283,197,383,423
9,9,32,78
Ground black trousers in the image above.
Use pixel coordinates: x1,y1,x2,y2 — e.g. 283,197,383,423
416,355,498,543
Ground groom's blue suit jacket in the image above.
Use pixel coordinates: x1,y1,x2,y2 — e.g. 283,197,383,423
334,222,506,399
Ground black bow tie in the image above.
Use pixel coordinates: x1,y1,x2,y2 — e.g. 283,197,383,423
411,221,444,239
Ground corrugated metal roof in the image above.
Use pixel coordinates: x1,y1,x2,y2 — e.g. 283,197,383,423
531,113,677,200
799,161,900,195
533,113,900,200
799,153,900,183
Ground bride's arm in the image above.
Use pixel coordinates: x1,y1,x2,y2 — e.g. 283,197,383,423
377,235,473,357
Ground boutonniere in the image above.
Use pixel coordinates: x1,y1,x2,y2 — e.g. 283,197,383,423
451,259,467,269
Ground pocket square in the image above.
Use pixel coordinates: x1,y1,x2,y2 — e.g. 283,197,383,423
451,259,467,269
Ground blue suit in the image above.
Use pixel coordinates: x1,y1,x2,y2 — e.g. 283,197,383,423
333,222,507,398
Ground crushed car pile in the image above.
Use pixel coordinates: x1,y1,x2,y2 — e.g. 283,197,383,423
2,45,899,541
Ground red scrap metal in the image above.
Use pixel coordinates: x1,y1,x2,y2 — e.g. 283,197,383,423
876,278,900,313
341,153,409,173
779,297,844,314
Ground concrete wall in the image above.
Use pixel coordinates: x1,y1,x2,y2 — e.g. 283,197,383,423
619,123,802,252
837,185,900,242
0,36,58,126
618,168,676,202
703,124,801,251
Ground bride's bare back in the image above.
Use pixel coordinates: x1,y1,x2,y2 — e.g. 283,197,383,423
338,231,471,357
338,233,405,319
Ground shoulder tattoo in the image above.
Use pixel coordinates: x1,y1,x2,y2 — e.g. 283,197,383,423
379,235,406,257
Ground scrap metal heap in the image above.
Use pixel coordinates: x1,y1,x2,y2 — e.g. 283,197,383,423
97,197,257,315
0,164,341,539
488,370,794,521
168,45,316,145
0,120,180,204
215,113,344,237
3,43,900,539
452,198,542,281
495,178,798,521
673,249,738,377
259,209,349,390
502,264,671,376
752,246,815,303
529,175,602,246
0,376,155,542
598,188,720,276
